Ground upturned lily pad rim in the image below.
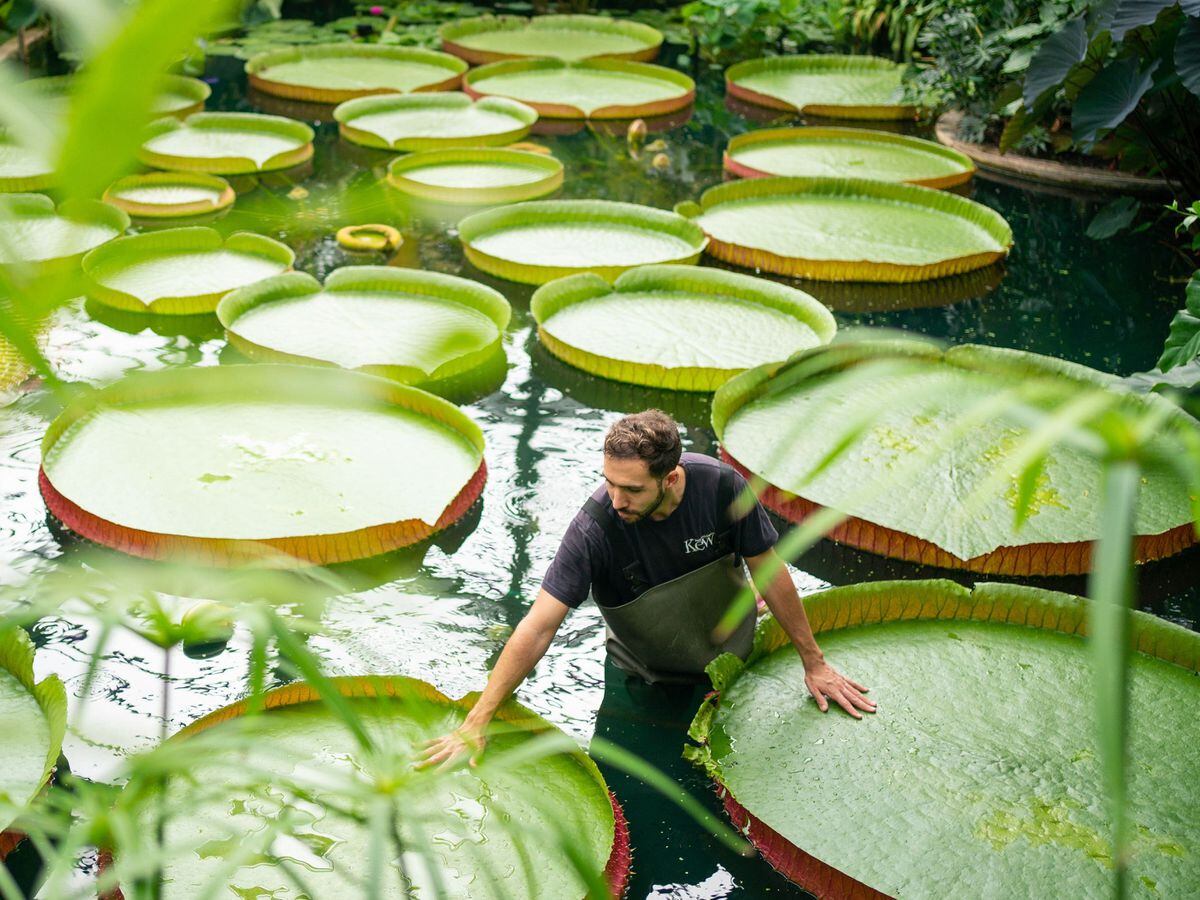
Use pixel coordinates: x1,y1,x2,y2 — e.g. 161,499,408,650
458,198,708,285
679,176,1013,283
724,126,975,189
685,579,1200,897
0,136,54,193
711,339,1199,574
440,13,663,64
386,147,564,205
216,265,512,384
245,43,468,104
725,54,916,120
159,73,212,118
81,226,294,315
101,172,236,219
333,91,539,151
0,192,130,270
138,112,315,175
462,57,695,120
0,628,67,857
531,264,835,392
39,364,487,567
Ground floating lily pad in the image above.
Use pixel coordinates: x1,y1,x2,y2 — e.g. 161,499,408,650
0,628,67,859
139,112,315,175
0,193,128,270
681,177,1011,282
712,341,1199,574
463,58,694,120
246,44,467,104
0,136,55,193
39,365,487,566
532,265,835,391
725,127,975,189
122,676,628,897
101,172,236,219
334,92,538,151
386,148,563,205
82,227,294,315
725,55,915,119
459,199,707,285
441,14,663,64
686,580,1200,898
218,266,510,391
13,74,209,121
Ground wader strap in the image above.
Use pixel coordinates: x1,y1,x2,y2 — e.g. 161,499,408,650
583,497,651,597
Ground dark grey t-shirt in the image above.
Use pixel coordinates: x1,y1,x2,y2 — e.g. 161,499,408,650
541,453,779,609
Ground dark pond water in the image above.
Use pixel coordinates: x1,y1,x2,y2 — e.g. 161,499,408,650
2,41,1198,900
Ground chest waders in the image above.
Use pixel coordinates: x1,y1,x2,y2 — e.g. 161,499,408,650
583,464,756,685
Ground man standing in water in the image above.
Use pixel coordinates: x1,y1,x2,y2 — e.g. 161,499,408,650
421,409,873,770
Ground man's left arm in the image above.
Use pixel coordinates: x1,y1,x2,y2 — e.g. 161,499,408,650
745,549,877,719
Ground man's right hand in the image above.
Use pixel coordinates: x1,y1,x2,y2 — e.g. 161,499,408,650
416,722,487,771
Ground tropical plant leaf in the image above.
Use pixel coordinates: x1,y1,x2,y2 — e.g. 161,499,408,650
1072,56,1159,147
1108,0,1180,41
1176,13,1200,99
1158,271,1200,371
440,13,663,64
1024,17,1088,110
1085,196,1140,240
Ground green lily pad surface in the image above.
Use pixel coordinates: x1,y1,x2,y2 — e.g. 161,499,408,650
334,92,537,151
387,148,563,204
688,581,1200,899
149,677,618,898
725,127,974,188
713,341,1197,564
441,14,662,63
82,228,293,314
246,45,466,102
139,112,314,175
464,58,694,119
102,173,235,218
726,55,912,118
218,267,510,386
155,74,212,116
532,265,835,390
0,193,128,268
459,199,707,284
0,138,54,192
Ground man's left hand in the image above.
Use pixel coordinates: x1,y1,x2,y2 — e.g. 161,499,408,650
803,660,876,719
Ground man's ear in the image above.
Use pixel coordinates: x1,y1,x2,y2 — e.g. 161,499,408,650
664,469,679,487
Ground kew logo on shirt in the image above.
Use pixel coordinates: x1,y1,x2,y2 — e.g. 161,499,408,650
684,532,716,554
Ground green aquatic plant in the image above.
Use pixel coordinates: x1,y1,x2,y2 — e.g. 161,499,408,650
440,13,664,64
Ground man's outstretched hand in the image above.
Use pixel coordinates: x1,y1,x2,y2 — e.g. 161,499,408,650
416,723,486,771
804,660,875,719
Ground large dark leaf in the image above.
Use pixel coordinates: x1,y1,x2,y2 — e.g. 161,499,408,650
1158,271,1200,372
1072,55,1159,145
1064,32,1114,102
1108,0,1176,41
1085,196,1140,239
1176,14,1200,98
1024,17,1088,109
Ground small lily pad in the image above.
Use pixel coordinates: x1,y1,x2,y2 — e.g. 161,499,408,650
139,112,315,175
386,148,563,205
334,92,538,151
102,173,235,219
246,44,467,104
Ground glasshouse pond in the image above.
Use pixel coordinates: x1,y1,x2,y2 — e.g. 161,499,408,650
1,5,1199,900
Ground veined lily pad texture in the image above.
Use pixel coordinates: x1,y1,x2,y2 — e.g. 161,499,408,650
334,92,538,151
686,580,1200,899
0,193,129,271
0,137,54,193
441,14,663,64
680,177,1012,282
725,127,975,189
82,227,293,315
101,172,236,219
0,628,66,860
725,55,915,120
139,112,315,175
39,365,487,566
246,44,467,104
126,676,628,898
217,266,510,391
459,199,707,285
463,58,695,120
712,341,1199,575
532,265,835,391
386,148,563,205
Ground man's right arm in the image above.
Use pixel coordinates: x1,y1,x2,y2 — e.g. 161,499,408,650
416,588,571,769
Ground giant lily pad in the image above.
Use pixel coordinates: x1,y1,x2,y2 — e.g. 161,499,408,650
712,341,1199,574
680,177,1011,282
0,628,67,859
532,265,835,391
39,365,487,566
82,227,294,315
218,266,510,390
101,172,236,219
725,127,975,189
14,74,209,121
458,199,707,285
441,14,663,64
386,148,563,205
139,112,315,175
0,137,55,193
686,580,1200,898
246,44,467,104
124,676,628,898
725,55,915,120
0,193,128,271
334,92,538,151
463,58,694,120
